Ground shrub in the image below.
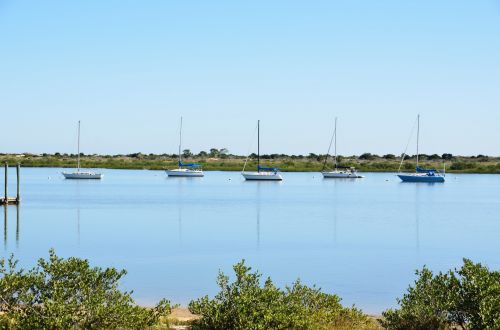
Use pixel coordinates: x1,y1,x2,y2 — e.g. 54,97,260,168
450,162,477,171
382,259,500,330
359,153,375,160
188,260,374,330
0,250,171,329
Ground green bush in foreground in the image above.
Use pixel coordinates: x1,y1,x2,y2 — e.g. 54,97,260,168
188,260,375,330
382,259,500,330
0,250,171,329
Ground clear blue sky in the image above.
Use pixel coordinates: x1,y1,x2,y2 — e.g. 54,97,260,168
1,1,499,156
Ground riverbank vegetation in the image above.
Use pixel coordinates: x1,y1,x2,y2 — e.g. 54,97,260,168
382,259,500,330
1,151,500,173
188,260,378,330
0,250,171,329
1,252,499,329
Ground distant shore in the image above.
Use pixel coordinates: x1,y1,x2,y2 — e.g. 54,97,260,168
1,153,499,174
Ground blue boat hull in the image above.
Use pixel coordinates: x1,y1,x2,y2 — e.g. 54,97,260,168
398,174,445,182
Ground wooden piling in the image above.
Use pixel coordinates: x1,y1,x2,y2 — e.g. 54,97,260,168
16,164,20,203
4,163,7,203
1,162,21,205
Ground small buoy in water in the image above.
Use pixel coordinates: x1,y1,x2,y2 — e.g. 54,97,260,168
385,179,389,181
228,178,231,181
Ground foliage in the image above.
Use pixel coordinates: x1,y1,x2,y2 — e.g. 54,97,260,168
2,153,500,173
382,259,500,330
359,153,376,160
0,250,171,329
450,162,477,171
188,260,375,330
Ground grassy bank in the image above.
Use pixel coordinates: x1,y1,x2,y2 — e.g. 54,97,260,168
1,153,500,173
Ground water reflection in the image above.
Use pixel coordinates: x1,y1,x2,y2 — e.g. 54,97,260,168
3,206,6,249
77,208,81,245
255,183,261,249
2,205,20,250
415,186,420,250
173,177,186,247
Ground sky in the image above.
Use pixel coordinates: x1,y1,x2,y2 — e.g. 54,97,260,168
1,0,499,156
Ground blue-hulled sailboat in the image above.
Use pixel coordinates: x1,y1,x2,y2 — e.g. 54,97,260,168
166,117,204,177
397,115,445,183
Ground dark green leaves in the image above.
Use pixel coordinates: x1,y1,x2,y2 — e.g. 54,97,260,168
188,260,374,330
382,259,500,330
0,249,171,329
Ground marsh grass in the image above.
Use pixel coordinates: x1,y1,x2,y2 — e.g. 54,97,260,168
2,154,499,173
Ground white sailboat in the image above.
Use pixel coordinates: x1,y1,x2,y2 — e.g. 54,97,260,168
242,120,283,181
166,117,204,177
62,121,102,179
397,115,445,183
322,117,363,178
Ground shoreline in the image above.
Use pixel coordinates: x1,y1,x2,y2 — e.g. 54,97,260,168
1,154,500,174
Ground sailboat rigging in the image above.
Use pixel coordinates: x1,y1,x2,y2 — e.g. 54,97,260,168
166,117,204,177
241,120,283,181
322,117,363,179
62,121,102,179
397,115,445,183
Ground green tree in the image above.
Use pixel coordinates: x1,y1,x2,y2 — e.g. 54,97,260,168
382,259,500,330
359,153,375,160
189,260,374,330
442,153,453,160
209,148,219,157
0,250,171,329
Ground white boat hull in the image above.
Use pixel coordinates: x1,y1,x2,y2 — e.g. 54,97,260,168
62,172,102,179
242,171,283,181
166,169,204,177
322,171,364,178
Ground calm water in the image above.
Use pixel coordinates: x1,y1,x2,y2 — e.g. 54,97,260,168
2,168,499,313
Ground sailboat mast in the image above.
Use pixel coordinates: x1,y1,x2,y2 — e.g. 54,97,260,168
257,120,260,173
416,114,420,168
77,120,81,172
334,117,338,169
178,117,183,166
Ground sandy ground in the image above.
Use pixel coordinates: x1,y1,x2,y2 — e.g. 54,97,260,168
169,307,199,322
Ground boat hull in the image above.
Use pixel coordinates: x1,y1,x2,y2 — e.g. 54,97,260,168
398,174,445,182
322,171,364,178
242,172,283,181
166,169,204,177
62,172,102,179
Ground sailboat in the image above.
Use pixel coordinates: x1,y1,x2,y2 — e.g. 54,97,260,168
166,117,204,177
241,120,283,181
397,115,445,183
322,117,363,178
62,121,102,179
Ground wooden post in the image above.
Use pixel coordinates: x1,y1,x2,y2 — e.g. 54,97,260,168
4,162,7,203
16,164,20,203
